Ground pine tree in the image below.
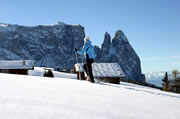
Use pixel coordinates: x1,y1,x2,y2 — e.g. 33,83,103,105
171,70,180,93
162,72,169,91
172,70,179,80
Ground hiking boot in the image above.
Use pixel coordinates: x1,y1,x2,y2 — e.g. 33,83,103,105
90,79,95,83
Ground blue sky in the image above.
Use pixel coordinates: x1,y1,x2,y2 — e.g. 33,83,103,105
0,0,180,73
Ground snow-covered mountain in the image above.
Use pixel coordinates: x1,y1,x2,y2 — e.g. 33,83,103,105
0,22,85,68
0,70,179,119
145,71,172,87
0,22,145,83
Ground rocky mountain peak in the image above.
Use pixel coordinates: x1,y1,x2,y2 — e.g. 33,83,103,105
101,32,111,54
95,31,145,84
104,32,111,42
112,30,128,42
114,30,124,37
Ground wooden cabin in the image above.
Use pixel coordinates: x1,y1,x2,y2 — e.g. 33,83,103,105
74,63,126,84
0,60,34,75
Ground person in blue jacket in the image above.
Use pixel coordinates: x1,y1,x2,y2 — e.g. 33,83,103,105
75,37,95,83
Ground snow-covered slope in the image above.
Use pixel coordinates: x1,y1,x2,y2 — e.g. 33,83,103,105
0,72,179,119
28,67,77,79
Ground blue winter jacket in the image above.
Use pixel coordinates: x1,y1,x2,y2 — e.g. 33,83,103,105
77,40,95,59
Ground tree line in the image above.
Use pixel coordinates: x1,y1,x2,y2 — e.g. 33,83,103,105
162,70,180,93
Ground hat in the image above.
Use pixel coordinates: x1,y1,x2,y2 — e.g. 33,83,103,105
84,36,90,43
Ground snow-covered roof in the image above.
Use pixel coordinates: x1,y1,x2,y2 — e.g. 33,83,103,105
75,63,126,78
0,60,34,69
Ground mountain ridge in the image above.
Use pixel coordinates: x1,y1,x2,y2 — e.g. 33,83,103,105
0,22,145,83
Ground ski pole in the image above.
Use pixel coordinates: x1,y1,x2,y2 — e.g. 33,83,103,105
74,50,80,79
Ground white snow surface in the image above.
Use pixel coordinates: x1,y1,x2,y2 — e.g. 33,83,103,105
0,70,180,119
28,67,77,80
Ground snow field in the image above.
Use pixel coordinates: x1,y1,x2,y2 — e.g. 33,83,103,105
0,71,180,119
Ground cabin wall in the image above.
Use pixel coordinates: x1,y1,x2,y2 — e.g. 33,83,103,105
9,69,28,75
0,69,28,75
0,69,9,73
97,77,120,84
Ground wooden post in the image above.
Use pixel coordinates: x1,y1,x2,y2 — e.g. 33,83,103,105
79,72,85,80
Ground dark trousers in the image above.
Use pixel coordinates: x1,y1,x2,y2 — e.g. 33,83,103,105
83,55,94,83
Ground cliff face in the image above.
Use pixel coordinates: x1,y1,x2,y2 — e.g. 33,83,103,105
0,22,85,68
0,22,145,83
95,31,145,83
